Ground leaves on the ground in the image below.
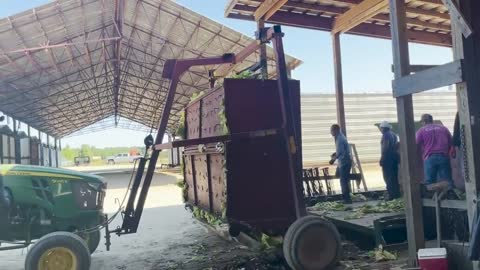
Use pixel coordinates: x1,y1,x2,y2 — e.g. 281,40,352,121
368,245,397,262
309,201,353,212
345,199,405,220
260,234,283,250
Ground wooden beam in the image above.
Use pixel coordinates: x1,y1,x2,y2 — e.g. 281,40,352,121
392,60,464,97
332,33,347,136
237,2,451,32
254,0,288,21
391,64,439,73
224,0,239,18
389,0,425,266
284,0,450,20
452,4,480,270
350,21,452,47
441,0,473,38
227,12,452,47
422,199,467,210
332,0,389,34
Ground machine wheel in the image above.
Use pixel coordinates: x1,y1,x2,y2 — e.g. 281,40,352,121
78,230,101,254
107,160,115,165
283,216,341,270
25,231,91,270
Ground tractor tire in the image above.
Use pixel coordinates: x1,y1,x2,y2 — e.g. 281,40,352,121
283,215,319,268
78,230,101,254
25,231,91,270
283,216,341,270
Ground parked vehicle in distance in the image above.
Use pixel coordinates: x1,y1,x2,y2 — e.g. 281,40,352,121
106,153,141,165
74,156,91,166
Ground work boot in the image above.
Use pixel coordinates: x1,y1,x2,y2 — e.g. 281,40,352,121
343,197,353,205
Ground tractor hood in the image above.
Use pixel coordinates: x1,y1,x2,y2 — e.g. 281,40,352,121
0,164,105,185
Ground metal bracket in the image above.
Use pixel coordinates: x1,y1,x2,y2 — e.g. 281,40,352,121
256,27,270,44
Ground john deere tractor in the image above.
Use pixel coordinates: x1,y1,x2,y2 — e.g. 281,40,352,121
0,164,107,270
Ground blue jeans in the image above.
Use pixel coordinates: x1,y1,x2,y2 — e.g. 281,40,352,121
424,153,453,186
338,163,352,202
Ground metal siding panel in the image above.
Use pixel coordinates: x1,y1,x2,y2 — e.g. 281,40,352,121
301,92,457,164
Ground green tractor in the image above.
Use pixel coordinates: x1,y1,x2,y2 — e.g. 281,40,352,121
0,164,107,270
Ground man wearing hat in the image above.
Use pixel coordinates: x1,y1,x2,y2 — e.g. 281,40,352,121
379,121,401,200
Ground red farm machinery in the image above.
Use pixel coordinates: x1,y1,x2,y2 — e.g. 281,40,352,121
109,25,341,270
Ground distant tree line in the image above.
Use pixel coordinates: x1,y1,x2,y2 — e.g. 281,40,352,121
61,144,144,161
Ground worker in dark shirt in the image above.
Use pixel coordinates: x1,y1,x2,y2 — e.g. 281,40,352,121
379,121,401,200
329,124,352,204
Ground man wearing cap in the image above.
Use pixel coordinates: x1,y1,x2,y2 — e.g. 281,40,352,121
416,114,454,187
379,121,401,200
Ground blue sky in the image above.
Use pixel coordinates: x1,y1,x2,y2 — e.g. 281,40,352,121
1,0,453,147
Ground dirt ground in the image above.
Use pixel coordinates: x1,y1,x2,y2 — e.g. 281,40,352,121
0,166,397,270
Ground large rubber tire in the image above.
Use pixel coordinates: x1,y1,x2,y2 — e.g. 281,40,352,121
283,216,341,270
80,230,101,254
25,231,91,270
283,216,319,268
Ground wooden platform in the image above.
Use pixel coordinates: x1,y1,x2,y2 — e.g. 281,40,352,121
308,201,406,249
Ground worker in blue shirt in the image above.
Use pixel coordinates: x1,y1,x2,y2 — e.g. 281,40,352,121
329,124,352,204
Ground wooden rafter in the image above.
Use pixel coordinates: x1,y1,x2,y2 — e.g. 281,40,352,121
254,0,288,21
233,4,451,32
228,12,452,47
332,0,389,34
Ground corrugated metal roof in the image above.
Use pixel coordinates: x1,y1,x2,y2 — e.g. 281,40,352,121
0,0,302,137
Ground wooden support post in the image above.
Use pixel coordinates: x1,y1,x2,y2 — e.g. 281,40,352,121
13,119,20,164
39,130,43,166
441,0,473,38
176,145,181,166
47,134,52,167
258,19,268,79
332,33,347,136
54,138,59,168
27,125,30,138
168,134,174,166
59,139,62,167
389,0,424,266
452,2,480,269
